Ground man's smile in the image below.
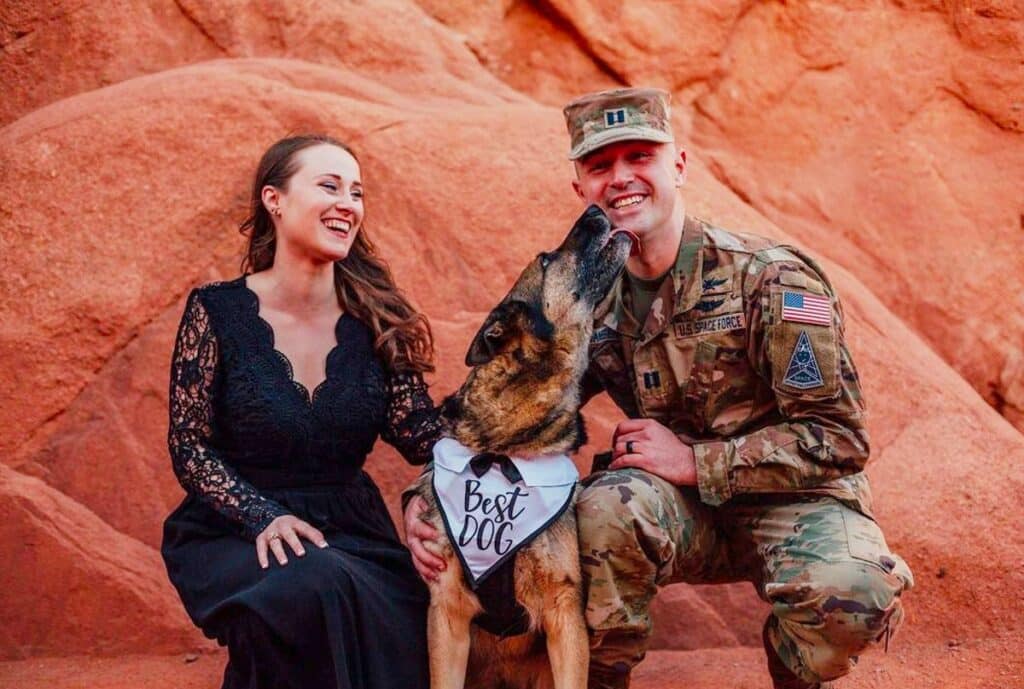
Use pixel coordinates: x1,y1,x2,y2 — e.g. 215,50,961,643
609,193,647,210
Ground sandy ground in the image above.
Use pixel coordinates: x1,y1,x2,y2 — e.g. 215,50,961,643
3,634,1022,689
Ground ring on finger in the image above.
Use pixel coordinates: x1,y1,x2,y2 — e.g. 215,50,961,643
626,440,636,454
267,532,281,541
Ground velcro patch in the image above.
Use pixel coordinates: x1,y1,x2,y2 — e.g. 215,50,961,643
782,331,824,389
641,370,662,390
693,297,726,313
673,313,746,339
604,108,627,126
782,291,831,326
591,326,619,344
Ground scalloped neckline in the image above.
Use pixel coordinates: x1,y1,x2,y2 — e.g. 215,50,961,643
241,276,347,406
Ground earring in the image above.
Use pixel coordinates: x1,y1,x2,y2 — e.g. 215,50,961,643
271,207,281,217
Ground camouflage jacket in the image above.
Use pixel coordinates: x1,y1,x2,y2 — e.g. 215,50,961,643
582,216,874,516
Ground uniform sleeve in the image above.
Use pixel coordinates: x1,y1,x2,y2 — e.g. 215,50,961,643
381,371,443,466
167,289,289,539
692,258,870,506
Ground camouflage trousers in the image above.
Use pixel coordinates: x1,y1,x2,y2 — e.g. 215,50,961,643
577,469,914,688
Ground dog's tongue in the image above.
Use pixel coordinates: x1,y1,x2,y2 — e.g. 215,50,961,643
611,228,641,257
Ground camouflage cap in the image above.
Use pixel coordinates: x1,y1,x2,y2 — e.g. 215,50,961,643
563,87,674,160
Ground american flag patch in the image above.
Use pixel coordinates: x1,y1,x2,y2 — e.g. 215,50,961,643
782,291,831,326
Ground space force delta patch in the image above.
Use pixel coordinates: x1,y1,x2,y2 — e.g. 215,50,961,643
673,313,746,339
782,330,825,389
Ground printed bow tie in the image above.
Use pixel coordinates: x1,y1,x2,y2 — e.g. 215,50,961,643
469,452,523,483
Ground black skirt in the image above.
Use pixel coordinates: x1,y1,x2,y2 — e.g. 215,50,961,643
162,472,429,689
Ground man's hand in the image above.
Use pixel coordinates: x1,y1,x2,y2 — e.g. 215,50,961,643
610,418,698,486
403,495,446,583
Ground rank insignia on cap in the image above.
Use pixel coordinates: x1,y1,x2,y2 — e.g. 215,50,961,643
604,108,627,126
642,370,662,390
783,330,824,389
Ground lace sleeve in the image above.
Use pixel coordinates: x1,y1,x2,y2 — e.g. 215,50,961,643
167,289,290,540
381,371,443,465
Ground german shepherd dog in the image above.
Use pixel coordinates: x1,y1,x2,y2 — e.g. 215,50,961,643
413,206,635,689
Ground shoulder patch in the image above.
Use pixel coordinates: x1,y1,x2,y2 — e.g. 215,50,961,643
782,331,824,389
782,291,832,326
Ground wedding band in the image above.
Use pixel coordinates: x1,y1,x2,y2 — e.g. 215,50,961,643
626,440,635,454
267,533,281,541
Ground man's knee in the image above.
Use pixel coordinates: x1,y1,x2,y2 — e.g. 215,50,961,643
577,469,697,568
579,469,668,537
807,560,906,643
768,561,908,681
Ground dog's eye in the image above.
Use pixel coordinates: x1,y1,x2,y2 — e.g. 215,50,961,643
539,253,553,269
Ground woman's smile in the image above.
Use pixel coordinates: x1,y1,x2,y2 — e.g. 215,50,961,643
322,217,352,240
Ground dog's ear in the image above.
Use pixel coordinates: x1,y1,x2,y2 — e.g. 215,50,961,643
466,302,520,366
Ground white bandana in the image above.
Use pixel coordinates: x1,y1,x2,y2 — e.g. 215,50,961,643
431,437,578,588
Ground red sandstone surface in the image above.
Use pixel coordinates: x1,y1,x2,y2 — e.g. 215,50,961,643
1,1,1022,687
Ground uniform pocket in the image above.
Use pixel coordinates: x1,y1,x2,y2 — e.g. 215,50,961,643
840,509,914,590
682,341,717,432
632,338,680,416
674,327,755,434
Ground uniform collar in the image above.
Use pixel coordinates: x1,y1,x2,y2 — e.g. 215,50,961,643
432,437,578,487
595,215,705,341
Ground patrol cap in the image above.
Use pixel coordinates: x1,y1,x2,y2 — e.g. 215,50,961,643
563,87,674,161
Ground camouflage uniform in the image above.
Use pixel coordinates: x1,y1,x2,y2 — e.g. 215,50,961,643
577,216,914,688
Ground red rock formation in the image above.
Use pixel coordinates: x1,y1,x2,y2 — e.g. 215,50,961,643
0,465,207,658
2,1,1023,685
0,0,520,127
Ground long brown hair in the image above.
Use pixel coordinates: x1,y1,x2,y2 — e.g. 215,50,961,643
239,134,434,373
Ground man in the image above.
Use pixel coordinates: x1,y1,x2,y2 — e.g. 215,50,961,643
405,87,913,689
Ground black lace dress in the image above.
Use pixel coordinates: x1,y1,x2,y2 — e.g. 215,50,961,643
161,278,441,689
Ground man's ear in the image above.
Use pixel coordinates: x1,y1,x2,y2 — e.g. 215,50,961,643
466,303,518,366
675,148,687,188
571,175,585,202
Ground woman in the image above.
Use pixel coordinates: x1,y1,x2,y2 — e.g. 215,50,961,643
162,134,440,689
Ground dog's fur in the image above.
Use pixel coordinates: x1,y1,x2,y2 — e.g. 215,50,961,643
416,206,633,689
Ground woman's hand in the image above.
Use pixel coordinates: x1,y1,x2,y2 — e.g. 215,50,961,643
403,496,445,582
256,515,329,569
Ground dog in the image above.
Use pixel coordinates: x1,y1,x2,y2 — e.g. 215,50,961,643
411,205,636,689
